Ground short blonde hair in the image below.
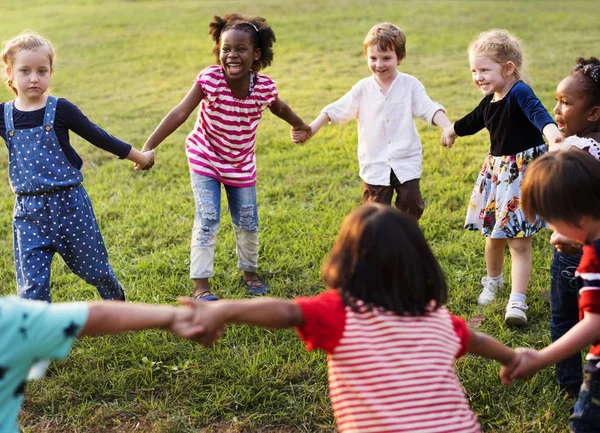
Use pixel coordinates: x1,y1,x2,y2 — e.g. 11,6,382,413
363,23,406,60
468,29,527,82
1,31,55,96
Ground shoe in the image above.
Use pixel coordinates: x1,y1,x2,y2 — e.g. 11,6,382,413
242,277,269,296
193,291,219,302
477,276,502,305
505,301,528,326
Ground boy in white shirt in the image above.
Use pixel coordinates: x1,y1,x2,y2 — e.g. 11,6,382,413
292,23,452,220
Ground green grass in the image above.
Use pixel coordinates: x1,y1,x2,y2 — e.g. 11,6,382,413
1,0,599,431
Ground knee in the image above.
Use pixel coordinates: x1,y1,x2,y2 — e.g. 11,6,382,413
236,204,258,232
194,225,217,247
195,189,218,221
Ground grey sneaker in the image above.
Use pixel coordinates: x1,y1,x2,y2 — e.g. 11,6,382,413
477,276,502,305
505,301,528,326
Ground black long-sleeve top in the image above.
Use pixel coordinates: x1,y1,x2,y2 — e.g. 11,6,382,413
454,81,554,156
1,98,132,169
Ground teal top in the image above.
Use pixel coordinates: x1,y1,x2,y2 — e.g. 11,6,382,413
0,296,88,433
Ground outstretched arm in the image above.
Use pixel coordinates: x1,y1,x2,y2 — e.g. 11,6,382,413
179,297,305,344
80,301,206,340
543,123,564,150
467,329,518,366
135,84,204,170
269,97,311,143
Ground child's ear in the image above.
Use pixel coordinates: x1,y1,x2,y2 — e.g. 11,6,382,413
588,105,600,123
5,66,12,79
397,53,405,66
503,61,516,77
253,48,262,62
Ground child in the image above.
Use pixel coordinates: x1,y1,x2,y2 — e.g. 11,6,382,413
139,14,310,301
441,29,563,325
0,32,155,302
0,295,211,433
546,57,600,396
500,150,600,433
183,203,520,433
291,22,452,221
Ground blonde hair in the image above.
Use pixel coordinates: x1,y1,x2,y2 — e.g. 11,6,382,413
1,31,55,96
468,29,527,82
363,23,406,60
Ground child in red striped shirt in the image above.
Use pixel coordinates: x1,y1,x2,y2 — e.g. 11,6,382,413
183,203,520,433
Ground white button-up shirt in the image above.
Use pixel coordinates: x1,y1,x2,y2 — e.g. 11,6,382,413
323,72,443,185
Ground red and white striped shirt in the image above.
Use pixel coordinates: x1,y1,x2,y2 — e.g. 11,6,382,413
295,290,480,433
185,65,278,187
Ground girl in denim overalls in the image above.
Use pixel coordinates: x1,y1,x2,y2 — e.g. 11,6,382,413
0,32,155,301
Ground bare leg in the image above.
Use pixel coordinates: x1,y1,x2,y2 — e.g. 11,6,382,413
485,238,507,277
507,237,533,295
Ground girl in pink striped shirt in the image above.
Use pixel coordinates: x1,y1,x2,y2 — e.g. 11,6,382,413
140,13,310,301
184,203,522,433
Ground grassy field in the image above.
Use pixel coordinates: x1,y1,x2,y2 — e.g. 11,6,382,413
1,0,600,431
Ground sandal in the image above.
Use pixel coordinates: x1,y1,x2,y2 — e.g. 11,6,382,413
193,291,219,302
241,277,269,296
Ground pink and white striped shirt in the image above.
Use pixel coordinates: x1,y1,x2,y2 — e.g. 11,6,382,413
185,65,278,187
295,290,480,433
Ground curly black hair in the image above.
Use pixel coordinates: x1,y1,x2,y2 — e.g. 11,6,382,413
208,13,276,72
570,57,600,106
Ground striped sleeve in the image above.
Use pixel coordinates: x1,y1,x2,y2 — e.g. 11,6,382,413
194,65,222,99
577,240,600,316
294,290,346,353
254,73,278,107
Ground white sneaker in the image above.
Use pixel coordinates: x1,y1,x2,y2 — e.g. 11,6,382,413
505,301,528,326
477,276,502,305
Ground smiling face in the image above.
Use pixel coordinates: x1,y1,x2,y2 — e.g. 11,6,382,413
7,48,52,101
219,29,261,80
367,45,400,85
554,74,598,138
469,54,515,99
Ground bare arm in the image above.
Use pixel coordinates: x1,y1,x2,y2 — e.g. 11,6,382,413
543,123,564,150
80,302,203,337
432,109,452,129
467,329,517,365
141,84,204,153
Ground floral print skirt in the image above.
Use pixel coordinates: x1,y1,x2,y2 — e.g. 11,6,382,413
464,144,547,239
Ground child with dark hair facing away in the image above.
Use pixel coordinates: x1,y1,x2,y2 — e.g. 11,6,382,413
545,57,600,397
182,203,520,433
292,23,452,221
0,296,213,433
140,13,310,301
441,29,563,325
0,32,155,302
501,150,600,433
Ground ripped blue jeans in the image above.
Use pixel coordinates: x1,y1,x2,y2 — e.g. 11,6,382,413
190,173,259,279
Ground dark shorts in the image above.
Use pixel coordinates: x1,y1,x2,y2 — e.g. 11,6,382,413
362,172,425,220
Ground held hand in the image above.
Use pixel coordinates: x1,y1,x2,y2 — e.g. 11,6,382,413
549,134,565,151
550,231,581,255
441,126,457,148
134,150,156,171
290,124,312,144
177,296,228,346
500,348,543,384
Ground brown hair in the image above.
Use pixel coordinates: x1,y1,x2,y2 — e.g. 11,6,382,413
209,13,276,72
468,29,527,82
522,150,600,224
363,22,406,61
1,31,55,96
321,203,447,316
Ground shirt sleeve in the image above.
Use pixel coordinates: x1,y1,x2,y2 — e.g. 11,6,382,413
451,314,470,359
3,297,89,361
294,290,346,354
322,84,361,124
454,97,488,137
59,98,132,158
255,73,278,108
511,82,555,133
410,77,444,125
577,241,600,317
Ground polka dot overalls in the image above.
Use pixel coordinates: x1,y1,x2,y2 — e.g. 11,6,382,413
4,96,124,301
